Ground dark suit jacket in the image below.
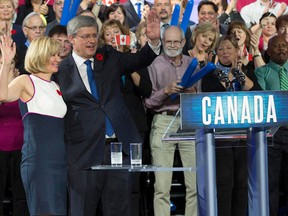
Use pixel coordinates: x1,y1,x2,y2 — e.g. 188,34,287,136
56,43,157,170
16,43,28,75
121,67,152,135
123,0,153,31
12,24,26,46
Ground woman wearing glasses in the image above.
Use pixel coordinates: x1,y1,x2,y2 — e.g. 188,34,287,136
0,35,67,216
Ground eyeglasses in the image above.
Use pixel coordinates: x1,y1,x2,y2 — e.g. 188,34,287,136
164,40,182,46
54,1,64,5
75,34,98,40
25,25,46,31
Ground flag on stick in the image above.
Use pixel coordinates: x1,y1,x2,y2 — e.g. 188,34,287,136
115,35,131,45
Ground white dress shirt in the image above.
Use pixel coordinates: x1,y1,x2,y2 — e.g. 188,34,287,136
72,52,94,94
130,0,144,15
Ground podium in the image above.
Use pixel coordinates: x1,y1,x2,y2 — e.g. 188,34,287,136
163,91,288,216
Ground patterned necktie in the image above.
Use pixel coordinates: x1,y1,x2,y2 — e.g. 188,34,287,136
136,2,141,19
84,60,114,136
279,67,288,90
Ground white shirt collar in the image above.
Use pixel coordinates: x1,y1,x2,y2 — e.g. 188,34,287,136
72,51,94,67
131,0,144,5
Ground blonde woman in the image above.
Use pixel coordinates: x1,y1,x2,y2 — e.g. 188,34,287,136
0,36,67,216
188,22,219,67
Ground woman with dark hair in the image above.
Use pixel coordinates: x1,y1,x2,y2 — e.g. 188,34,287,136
228,21,265,68
249,12,277,63
201,35,262,216
259,12,277,54
15,0,55,25
104,3,137,46
105,3,129,28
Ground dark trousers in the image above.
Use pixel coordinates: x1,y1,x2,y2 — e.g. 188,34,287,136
215,145,248,216
268,128,288,216
68,143,132,216
0,150,29,216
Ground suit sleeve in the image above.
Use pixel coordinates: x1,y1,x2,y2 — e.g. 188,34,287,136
118,43,158,75
135,67,152,98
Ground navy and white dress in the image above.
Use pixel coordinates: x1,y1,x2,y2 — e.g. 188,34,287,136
19,75,67,215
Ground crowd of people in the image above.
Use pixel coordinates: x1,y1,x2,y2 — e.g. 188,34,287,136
0,0,288,216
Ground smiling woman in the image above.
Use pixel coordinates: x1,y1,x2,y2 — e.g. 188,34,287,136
25,36,62,74
98,19,130,52
0,35,68,216
0,0,26,45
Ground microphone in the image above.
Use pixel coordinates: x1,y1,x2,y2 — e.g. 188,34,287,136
216,68,229,83
215,68,230,90
231,68,245,86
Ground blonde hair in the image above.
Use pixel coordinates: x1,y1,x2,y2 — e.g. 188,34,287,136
191,22,219,53
0,0,15,8
25,36,60,74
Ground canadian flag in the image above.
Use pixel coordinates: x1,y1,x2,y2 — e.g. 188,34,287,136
115,35,131,46
242,44,253,62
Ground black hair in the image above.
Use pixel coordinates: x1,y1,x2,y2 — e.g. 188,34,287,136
197,0,218,13
48,25,68,37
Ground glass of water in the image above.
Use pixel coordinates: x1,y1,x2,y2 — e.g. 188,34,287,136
111,142,122,166
130,143,142,166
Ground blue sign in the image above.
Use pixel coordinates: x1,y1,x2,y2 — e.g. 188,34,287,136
180,91,288,129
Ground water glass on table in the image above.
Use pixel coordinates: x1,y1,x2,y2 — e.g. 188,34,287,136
110,142,122,166
130,143,142,166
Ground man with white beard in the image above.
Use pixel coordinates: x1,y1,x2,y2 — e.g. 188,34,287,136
145,25,198,216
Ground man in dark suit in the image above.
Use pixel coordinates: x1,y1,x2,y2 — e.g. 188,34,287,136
122,0,153,31
56,11,160,216
17,12,46,75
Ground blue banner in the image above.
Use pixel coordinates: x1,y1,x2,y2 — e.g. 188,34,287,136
181,91,288,129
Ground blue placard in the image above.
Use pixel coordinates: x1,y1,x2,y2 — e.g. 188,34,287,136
180,91,288,129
